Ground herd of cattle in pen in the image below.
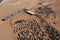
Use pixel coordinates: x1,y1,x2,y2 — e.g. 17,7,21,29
11,19,60,40
0,0,60,40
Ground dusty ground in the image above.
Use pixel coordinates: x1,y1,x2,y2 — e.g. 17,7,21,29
0,0,60,40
